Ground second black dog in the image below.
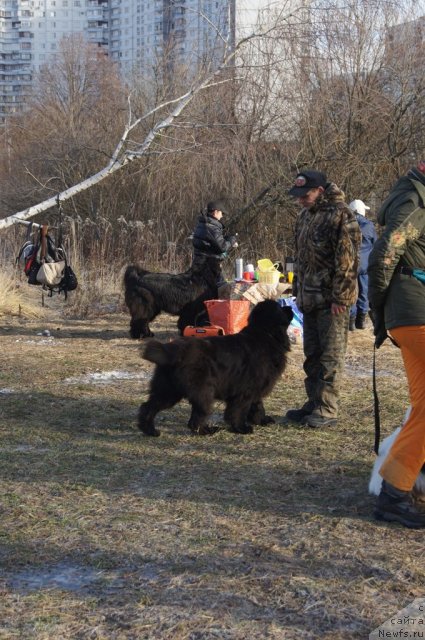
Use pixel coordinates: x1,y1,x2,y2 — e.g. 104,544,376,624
124,257,221,339
138,299,293,436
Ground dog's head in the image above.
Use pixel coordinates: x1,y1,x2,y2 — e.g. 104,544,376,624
248,299,293,332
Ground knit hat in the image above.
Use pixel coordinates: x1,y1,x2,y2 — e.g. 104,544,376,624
288,170,327,197
349,199,370,217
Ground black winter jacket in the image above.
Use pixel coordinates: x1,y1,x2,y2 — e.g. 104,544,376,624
192,214,234,259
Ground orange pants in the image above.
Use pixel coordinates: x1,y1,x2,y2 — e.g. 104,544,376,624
379,325,425,491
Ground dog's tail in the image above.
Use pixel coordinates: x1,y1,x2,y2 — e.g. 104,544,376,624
124,265,149,290
142,339,182,366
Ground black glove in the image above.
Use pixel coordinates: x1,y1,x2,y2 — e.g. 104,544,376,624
372,308,388,349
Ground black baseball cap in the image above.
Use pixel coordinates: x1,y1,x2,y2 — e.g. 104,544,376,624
288,170,327,197
207,200,228,215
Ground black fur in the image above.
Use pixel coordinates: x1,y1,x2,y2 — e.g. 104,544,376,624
123,257,221,339
138,300,293,436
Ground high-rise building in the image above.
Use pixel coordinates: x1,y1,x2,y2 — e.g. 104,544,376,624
111,0,233,74
0,0,109,122
0,0,239,123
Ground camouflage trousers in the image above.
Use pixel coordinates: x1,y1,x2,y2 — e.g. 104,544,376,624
301,307,349,419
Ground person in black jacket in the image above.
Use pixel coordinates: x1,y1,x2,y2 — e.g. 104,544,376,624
191,200,238,286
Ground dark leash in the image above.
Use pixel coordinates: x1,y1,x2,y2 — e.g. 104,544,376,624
373,344,380,455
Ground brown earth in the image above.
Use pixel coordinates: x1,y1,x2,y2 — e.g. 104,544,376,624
0,294,421,640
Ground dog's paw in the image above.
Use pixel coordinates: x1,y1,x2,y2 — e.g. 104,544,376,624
228,423,254,434
139,425,161,437
190,423,220,436
260,415,275,425
143,429,160,437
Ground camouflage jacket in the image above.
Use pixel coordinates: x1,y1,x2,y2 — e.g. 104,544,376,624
368,168,425,329
293,183,361,313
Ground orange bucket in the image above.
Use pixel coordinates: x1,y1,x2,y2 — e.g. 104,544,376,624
204,299,250,335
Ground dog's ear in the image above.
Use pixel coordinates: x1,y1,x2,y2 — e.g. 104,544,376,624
280,306,294,326
250,299,291,327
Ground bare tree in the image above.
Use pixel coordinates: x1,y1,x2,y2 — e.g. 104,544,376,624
285,0,425,198
0,8,291,231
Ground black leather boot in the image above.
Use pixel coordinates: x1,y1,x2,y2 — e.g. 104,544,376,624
349,315,356,331
375,480,425,528
355,312,367,329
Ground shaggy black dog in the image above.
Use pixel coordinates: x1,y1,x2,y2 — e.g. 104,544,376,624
138,299,293,436
124,257,221,339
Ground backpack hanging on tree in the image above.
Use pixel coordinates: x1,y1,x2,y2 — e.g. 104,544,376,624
36,224,66,287
16,216,78,298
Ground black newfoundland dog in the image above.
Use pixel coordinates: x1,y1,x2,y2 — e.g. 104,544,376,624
138,299,293,436
124,257,221,339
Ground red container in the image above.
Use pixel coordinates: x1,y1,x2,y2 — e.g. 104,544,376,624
204,299,251,335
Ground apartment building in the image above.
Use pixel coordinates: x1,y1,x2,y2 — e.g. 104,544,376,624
110,0,233,73
0,0,238,122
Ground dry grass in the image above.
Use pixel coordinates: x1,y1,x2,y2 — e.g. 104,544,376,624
0,269,46,319
0,299,423,640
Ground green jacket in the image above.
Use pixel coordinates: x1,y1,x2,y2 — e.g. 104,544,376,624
368,168,425,330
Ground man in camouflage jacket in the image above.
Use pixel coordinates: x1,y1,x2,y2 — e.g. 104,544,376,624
285,170,361,428
367,161,425,528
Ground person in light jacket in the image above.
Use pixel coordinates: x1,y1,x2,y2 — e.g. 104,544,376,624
348,199,377,331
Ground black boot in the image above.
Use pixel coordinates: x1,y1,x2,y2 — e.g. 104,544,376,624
355,312,367,329
284,406,313,423
374,480,425,528
349,315,356,331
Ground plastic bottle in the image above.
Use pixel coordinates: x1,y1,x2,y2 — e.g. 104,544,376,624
235,258,243,280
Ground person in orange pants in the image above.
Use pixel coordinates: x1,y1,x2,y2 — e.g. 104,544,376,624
368,160,425,528
379,326,425,491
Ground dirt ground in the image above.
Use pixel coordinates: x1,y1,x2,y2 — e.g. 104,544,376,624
0,293,423,640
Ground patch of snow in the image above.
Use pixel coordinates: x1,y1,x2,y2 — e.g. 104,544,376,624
344,364,398,378
15,337,58,346
8,562,106,593
64,370,151,385
0,388,15,394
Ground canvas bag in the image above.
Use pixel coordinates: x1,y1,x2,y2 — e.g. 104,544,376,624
36,260,66,286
